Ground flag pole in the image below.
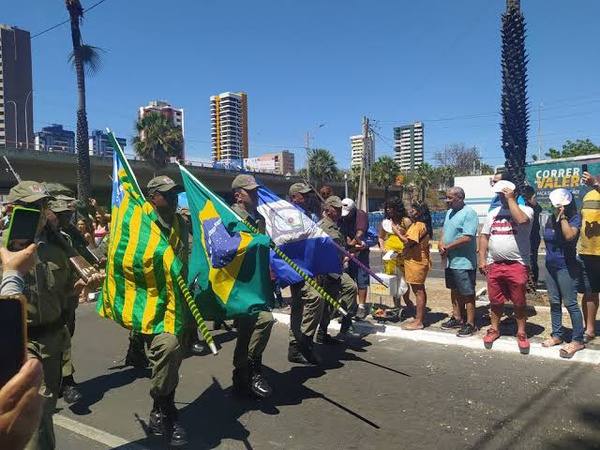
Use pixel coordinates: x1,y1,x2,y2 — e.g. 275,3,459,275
178,163,347,316
107,131,217,355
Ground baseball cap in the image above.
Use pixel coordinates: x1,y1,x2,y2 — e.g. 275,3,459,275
491,180,516,194
7,180,53,204
147,176,183,195
49,199,73,213
289,183,312,196
42,182,76,202
232,174,259,190
324,195,343,208
549,188,573,207
341,198,356,217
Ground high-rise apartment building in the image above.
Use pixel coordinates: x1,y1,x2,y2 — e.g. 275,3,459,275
34,124,75,153
394,122,424,172
89,129,126,157
0,25,33,149
138,100,185,159
244,150,295,175
350,132,375,170
210,92,248,163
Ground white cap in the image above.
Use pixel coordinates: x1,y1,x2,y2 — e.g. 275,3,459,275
492,180,516,194
549,188,573,207
341,198,356,217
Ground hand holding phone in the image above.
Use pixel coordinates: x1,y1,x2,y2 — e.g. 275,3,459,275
0,244,38,276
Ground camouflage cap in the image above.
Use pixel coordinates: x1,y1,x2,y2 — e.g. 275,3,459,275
7,180,53,204
49,198,73,213
232,174,259,191
42,182,76,202
289,182,312,196
323,195,343,208
147,176,183,195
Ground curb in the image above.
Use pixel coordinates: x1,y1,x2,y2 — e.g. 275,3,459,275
272,312,600,365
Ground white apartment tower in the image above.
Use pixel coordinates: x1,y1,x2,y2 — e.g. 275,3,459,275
394,122,424,172
210,92,248,163
350,132,375,170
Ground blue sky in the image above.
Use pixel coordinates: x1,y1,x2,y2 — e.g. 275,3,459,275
4,0,600,169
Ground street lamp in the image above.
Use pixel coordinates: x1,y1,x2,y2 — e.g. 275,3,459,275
24,90,33,150
6,100,18,147
305,122,325,183
344,173,348,198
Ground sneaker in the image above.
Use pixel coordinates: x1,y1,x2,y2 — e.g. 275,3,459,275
456,323,476,338
355,307,367,320
441,317,463,330
516,331,530,355
483,328,500,349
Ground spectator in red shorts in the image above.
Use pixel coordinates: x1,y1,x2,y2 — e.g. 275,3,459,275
478,180,534,354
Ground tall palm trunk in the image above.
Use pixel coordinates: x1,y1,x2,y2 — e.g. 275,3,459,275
501,0,529,192
67,1,91,203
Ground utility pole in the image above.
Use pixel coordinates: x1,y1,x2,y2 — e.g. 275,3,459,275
306,131,311,183
537,102,543,160
357,116,369,211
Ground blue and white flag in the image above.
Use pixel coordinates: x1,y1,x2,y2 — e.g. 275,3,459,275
256,185,342,287
111,149,125,207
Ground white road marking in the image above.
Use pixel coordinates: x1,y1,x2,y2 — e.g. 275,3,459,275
54,414,148,449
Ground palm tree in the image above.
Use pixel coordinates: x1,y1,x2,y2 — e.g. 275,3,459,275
133,112,184,168
308,148,338,188
501,0,529,192
66,0,102,204
371,156,399,201
433,165,455,191
414,163,434,201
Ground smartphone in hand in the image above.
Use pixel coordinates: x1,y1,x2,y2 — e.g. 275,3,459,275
0,295,27,387
5,207,41,251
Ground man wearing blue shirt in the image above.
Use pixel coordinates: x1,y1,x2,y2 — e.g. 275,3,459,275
439,187,480,337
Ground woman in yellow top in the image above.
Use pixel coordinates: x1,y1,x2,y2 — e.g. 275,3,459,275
378,197,414,313
396,201,433,330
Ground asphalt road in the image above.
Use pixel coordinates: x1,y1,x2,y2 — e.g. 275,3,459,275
54,303,600,449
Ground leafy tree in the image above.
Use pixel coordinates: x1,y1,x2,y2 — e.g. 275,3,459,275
308,148,338,188
133,112,184,168
501,0,530,192
370,156,399,201
414,163,434,201
545,139,600,159
66,0,103,204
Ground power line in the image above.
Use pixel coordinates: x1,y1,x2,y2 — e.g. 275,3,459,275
30,0,110,39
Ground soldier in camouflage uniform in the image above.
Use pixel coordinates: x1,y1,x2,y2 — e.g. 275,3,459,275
229,174,275,399
4,180,102,450
316,196,359,344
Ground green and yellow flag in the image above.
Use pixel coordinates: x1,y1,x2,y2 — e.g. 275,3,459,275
97,133,201,340
179,165,272,320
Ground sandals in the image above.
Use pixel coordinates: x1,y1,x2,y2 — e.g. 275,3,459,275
541,337,563,348
559,342,585,359
583,334,595,344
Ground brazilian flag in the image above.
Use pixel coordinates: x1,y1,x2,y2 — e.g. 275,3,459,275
96,134,186,335
179,165,271,320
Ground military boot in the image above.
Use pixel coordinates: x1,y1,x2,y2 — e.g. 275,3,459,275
232,367,250,397
248,358,273,399
287,343,311,365
59,375,83,405
149,392,187,447
296,334,321,365
125,331,149,368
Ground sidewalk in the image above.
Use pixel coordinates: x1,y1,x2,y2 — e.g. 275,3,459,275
276,278,600,365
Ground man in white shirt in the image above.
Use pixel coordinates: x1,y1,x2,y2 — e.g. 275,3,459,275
478,180,534,354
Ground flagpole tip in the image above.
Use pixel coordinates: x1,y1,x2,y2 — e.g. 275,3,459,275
339,307,348,317
209,343,219,355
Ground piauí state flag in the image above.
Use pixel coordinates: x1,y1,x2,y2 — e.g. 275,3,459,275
179,165,272,320
256,184,342,287
96,133,186,335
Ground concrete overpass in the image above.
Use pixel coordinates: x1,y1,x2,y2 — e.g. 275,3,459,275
0,147,398,208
